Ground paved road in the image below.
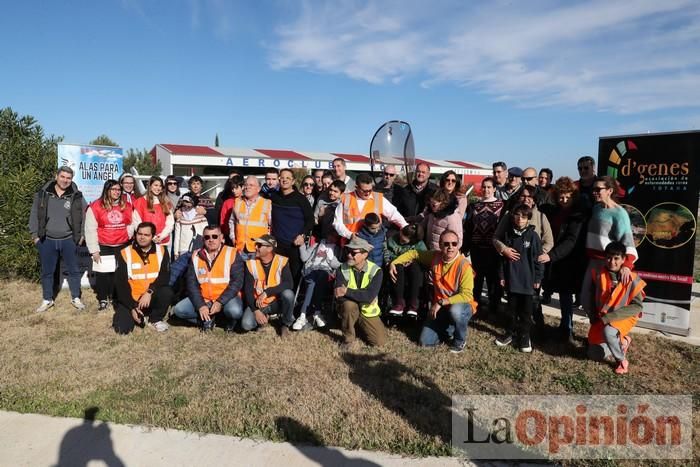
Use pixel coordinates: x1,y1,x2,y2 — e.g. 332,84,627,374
0,411,477,467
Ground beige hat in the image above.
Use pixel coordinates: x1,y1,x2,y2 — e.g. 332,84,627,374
251,234,277,248
346,236,373,251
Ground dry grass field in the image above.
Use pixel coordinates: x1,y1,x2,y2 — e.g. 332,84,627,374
0,280,697,465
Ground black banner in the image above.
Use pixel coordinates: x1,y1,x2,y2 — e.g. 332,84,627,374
598,131,699,335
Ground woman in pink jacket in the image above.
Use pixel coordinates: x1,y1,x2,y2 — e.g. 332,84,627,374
424,188,464,250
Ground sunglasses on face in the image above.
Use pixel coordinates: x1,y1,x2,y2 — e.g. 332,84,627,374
255,243,271,248
383,172,396,177
204,234,219,240
444,178,457,183
303,183,315,187
348,250,364,256
592,187,607,192
441,241,458,248
358,188,372,195
167,181,178,185
522,176,536,181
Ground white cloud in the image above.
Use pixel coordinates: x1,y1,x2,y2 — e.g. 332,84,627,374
268,0,700,113
187,0,235,39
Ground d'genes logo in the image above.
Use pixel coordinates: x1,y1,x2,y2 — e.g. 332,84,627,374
607,139,689,196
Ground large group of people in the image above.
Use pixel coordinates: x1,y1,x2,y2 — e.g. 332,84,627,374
30,155,644,374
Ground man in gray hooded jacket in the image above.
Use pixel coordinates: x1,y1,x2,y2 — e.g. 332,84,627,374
29,166,87,312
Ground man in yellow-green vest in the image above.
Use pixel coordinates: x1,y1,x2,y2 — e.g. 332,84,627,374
335,236,386,350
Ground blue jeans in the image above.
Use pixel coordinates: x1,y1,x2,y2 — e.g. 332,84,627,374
241,289,295,331
239,250,256,261
559,292,574,336
172,296,243,328
419,303,473,348
37,237,81,300
299,270,330,316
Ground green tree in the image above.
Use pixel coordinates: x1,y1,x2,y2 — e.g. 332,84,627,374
0,107,62,279
123,148,162,176
89,134,118,147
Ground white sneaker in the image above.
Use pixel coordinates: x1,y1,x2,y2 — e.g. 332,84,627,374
36,300,54,313
313,314,326,328
292,314,308,331
71,297,86,311
151,321,169,332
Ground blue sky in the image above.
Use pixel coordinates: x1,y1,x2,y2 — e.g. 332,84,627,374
2,0,699,178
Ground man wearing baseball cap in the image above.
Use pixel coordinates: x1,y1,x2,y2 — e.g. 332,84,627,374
240,234,295,337
500,166,524,202
335,236,386,350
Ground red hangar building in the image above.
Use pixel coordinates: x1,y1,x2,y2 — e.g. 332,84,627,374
150,143,491,188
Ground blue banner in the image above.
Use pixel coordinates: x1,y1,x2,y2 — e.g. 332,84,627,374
57,143,123,203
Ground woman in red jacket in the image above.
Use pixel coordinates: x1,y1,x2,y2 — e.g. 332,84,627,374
218,175,244,245
85,179,140,311
133,176,174,250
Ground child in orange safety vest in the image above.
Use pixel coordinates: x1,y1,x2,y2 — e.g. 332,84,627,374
587,241,646,375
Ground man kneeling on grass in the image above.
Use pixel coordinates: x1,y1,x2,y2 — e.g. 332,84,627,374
171,224,244,332
587,241,646,375
241,234,295,337
114,222,173,334
336,237,386,351
390,229,476,353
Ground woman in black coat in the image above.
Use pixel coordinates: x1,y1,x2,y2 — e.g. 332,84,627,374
538,177,587,343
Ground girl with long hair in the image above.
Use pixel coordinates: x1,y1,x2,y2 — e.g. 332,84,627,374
133,176,174,248
118,173,139,205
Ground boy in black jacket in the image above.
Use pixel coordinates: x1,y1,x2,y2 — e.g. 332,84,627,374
495,204,544,352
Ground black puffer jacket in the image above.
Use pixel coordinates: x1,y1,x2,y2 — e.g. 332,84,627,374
540,202,587,294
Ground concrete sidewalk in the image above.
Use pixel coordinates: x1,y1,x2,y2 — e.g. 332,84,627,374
539,283,700,347
0,411,474,467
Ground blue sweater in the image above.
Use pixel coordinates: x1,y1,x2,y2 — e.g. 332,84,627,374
357,225,386,266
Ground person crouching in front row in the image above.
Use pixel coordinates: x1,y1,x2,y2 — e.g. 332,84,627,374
240,235,295,337
586,241,645,375
113,222,173,334
390,229,476,353
171,224,244,332
335,237,387,351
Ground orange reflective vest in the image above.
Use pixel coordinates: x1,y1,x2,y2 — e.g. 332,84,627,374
588,268,646,345
192,246,237,302
121,244,164,301
233,197,271,252
341,192,384,234
245,255,288,307
431,253,478,312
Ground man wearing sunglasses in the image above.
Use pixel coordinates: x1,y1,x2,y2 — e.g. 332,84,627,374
333,172,407,242
240,234,295,337
374,164,400,204
335,236,386,350
390,230,476,353
520,167,551,208
171,225,244,332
